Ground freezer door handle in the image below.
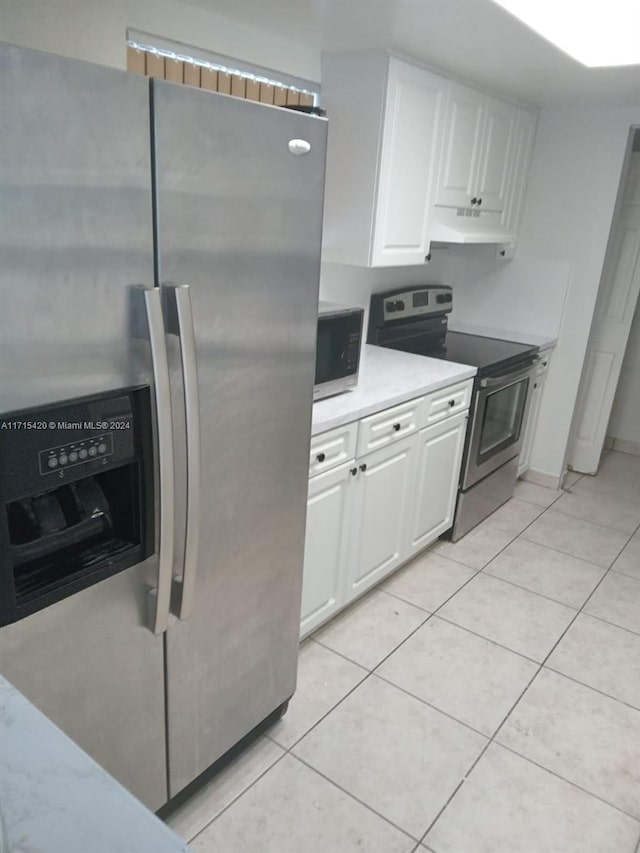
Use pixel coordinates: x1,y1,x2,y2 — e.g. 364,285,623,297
167,284,201,621
144,288,176,634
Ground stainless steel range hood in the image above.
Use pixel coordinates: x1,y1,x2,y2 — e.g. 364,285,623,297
429,206,516,245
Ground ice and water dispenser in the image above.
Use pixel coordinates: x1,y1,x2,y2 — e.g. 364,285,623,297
0,387,154,626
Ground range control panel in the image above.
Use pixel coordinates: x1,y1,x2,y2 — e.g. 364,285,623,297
39,434,114,475
382,286,453,321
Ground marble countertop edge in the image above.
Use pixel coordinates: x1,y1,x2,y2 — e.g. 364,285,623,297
312,345,477,436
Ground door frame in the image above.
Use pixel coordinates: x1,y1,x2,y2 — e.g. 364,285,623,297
567,127,640,474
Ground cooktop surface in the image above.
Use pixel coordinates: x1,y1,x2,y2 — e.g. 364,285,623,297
432,332,537,370
384,330,538,376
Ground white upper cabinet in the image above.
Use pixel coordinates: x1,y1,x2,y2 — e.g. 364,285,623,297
321,53,447,267
476,97,517,213
501,107,537,234
436,83,484,209
436,85,517,214
321,51,536,267
371,60,447,266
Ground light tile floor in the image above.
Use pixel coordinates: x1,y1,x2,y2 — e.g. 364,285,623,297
167,451,640,853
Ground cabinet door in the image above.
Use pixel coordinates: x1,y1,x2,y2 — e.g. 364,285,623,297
346,436,415,600
409,412,467,554
372,59,447,266
474,97,516,213
502,108,537,234
518,376,544,477
435,82,484,209
301,461,354,637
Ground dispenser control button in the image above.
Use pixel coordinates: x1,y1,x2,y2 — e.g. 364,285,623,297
78,448,88,460
394,300,405,311
47,457,58,469
98,443,107,455
88,446,98,457
386,301,396,313
58,454,68,466
68,451,78,463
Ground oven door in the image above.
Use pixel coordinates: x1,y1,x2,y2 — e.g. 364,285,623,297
462,362,537,489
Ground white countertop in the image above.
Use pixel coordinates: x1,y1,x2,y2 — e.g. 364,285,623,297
0,676,190,853
312,345,477,435
448,320,557,351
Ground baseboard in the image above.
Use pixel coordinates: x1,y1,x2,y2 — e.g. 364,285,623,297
606,436,640,457
521,468,563,490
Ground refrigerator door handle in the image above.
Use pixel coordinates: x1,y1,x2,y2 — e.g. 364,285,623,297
167,284,201,621
144,288,176,634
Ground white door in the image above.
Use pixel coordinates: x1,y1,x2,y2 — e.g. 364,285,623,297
300,461,355,637
435,83,484,209
409,412,467,554
372,59,447,265
474,97,516,213
569,152,640,473
346,436,415,600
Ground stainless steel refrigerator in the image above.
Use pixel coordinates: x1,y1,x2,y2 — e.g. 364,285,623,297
0,43,326,809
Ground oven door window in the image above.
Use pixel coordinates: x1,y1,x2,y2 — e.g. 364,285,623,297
477,377,529,464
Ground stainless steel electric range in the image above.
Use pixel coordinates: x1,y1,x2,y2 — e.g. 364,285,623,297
368,285,539,541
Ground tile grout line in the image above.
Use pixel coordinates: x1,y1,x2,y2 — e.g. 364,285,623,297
577,609,640,640
432,613,542,664
610,565,640,583
542,664,640,715
189,479,639,848
494,741,640,825
413,493,639,847
289,751,421,844
478,567,584,610
187,749,290,844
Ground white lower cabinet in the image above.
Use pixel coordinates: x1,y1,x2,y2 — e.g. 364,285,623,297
345,436,415,599
301,386,472,637
518,352,552,477
300,460,354,637
408,411,467,555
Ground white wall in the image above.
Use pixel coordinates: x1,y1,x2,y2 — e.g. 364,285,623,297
0,0,320,81
608,299,640,449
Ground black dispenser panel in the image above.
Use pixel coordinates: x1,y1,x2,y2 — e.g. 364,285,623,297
0,387,154,626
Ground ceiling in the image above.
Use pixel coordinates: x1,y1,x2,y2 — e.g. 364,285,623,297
184,0,640,107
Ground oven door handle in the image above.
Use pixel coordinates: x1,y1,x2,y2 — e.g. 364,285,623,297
480,360,538,389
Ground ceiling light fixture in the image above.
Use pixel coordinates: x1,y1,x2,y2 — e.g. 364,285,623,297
491,0,640,67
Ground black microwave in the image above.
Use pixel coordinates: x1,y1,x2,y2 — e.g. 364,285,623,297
314,302,364,401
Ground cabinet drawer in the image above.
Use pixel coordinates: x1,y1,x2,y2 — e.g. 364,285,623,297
422,380,473,426
357,397,423,457
309,422,358,477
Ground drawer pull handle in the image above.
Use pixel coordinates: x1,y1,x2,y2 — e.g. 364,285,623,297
448,399,456,407
359,463,367,472
392,423,401,432
316,452,326,463
350,467,358,477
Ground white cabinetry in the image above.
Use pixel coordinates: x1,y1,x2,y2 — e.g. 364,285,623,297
321,53,447,267
518,352,551,476
300,461,354,636
435,84,517,214
409,412,467,554
301,380,473,637
501,108,537,236
346,436,415,598
435,83,484,209
321,51,536,266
